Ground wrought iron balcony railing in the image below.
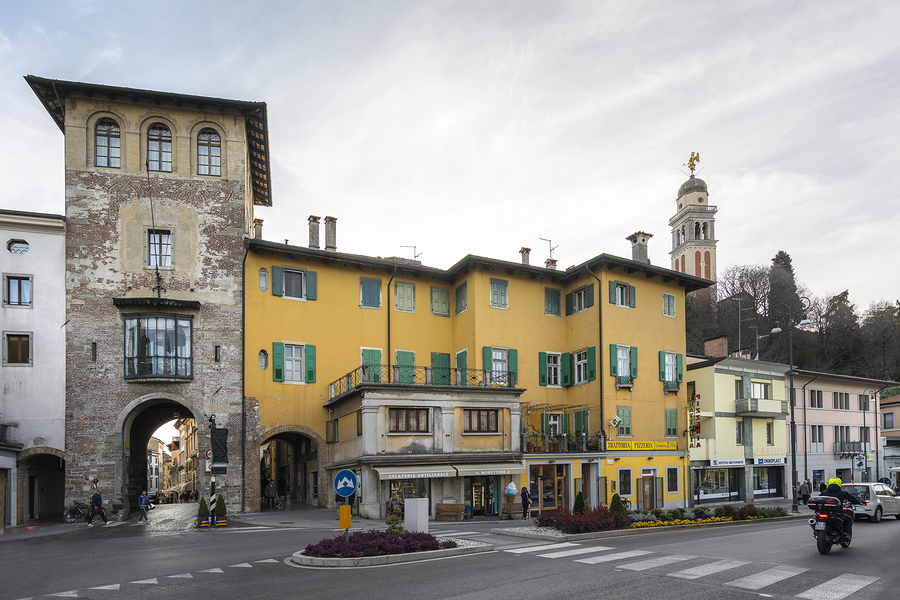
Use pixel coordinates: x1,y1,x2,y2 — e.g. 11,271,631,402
329,364,517,399
663,380,680,393
833,441,864,453
615,375,633,390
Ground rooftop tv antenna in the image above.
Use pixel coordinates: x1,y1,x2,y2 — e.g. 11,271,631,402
400,245,423,261
539,238,558,260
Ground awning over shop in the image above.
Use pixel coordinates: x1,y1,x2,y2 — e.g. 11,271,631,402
452,462,525,477
374,465,456,480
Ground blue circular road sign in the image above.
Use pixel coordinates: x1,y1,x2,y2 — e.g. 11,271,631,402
334,469,358,497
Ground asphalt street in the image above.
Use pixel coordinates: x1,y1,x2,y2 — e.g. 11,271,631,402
2,503,899,600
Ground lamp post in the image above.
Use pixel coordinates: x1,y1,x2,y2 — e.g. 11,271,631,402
771,296,811,514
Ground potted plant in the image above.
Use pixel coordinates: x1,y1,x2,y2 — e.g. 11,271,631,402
197,496,210,527
214,495,227,526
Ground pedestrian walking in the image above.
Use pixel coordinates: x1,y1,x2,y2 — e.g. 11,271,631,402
87,487,109,527
520,486,532,520
265,479,276,508
819,480,827,493
277,476,287,503
799,479,811,505
138,490,151,523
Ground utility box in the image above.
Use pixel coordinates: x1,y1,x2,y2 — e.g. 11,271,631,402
404,498,429,533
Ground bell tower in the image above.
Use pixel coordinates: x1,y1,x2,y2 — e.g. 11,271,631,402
669,153,717,283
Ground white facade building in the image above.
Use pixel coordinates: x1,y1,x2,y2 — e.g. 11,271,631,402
0,209,66,529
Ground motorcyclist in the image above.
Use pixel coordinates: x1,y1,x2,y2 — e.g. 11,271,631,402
819,477,862,539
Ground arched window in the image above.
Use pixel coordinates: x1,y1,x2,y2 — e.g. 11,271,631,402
694,222,701,239
701,223,708,240
259,268,268,291
258,350,268,370
148,124,172,172
198,129,221,176
705,251,711,279
95,120,121,168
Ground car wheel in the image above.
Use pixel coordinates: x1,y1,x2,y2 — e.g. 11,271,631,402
872,507,882,523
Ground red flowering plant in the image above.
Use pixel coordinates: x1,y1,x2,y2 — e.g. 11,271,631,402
303,530,457,558
533,506,630,534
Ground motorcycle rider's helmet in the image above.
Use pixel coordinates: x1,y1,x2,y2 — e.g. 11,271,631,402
828,477,842,487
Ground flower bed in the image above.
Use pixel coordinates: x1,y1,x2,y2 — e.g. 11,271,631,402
630,515,731,528
533,506,630,534
303,530,457,558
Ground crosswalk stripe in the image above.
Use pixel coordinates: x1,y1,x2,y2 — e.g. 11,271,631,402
576,550,653,564
538,546,615,559
669,559,749,580
505,542,579,554
795,574,880,600
725,565,808,590
619,554,695,571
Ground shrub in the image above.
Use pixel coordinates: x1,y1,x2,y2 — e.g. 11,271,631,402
303,530,455,558
385,508,404,534
758,506,788,518
692,507,710,519
533,506,630,534
736,504,758,520
650,508,667,521
667,507,687,520
629,512,660,523
713,504,737,519
197,497,210,526
214,495,227,517
609,493,627,516
573,491,586,514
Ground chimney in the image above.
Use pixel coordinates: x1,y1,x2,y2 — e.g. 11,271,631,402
520,247,531,265
324,216,337,252
704,336,729,358
626,231,653,264
545,258,557,270
253,218,263,240
308,216,320,249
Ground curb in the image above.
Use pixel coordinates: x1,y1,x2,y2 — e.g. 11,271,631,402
291,542,493,567
490,514,806,542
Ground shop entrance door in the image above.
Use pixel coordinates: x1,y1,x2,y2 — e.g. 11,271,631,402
642,476,655,510
464,476,498,516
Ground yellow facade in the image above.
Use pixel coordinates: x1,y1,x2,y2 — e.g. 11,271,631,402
245,239,710,513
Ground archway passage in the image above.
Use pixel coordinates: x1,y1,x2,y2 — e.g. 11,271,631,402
125,400,199,512
16,449,67,522
259,430,321,510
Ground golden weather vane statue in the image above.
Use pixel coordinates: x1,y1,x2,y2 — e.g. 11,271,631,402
685,152,700,175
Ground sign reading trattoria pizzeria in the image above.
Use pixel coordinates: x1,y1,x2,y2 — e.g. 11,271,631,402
606,440,677,451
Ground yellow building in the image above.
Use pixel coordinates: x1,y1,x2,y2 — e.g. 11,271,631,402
244,222,710,517
686,336,790,504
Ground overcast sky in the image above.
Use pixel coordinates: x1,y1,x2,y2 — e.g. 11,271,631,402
2,1,898,312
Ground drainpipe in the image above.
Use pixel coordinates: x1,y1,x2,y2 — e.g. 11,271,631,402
387,267,397,375
241,242,248,514
800,373,818,482
585,266,605,506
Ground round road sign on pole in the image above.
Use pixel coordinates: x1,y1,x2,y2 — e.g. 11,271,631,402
334,469,358,497
205,448,212,460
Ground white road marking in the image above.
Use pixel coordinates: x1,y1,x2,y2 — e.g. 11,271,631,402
504,542,579,554
254,559,280,563
725,565,808,590
47,593,78,598
576,550,653,564
669,559,749,580
89,584,121,590
167,573,193,579
199,568,224,573
434,531,479,537
228,563,253,568
538,546,615,559
129,578,158,584
795,574,880,600
619,554,695,571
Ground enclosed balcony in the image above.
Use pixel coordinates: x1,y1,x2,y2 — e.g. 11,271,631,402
328,364,518,401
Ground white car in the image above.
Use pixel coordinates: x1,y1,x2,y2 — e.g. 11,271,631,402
842,483,900,522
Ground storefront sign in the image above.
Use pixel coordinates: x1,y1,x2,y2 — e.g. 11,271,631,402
374,465,456,480
607,441,632,451
387,469,454,479
754,457,785,465
689,394,701,448
655,441,677,451
711,459,745,466
606,440,677,452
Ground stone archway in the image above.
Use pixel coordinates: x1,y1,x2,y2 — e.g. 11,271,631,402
257,425,328,511
16,447,70,523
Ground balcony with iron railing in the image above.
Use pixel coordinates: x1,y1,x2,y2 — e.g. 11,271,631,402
522,432,603,454
615,375,633,390
833,441,865,454
328,364,518,400
664,380,680,393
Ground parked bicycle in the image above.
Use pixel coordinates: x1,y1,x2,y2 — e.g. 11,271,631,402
64,500,90,523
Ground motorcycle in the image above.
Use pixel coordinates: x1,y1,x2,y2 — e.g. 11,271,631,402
807,495,854,554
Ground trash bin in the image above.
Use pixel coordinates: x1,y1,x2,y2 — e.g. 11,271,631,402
464,505,472,520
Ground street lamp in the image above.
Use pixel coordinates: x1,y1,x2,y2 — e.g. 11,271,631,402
771,296,811,514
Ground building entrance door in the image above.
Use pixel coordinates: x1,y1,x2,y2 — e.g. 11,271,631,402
642,476,655,510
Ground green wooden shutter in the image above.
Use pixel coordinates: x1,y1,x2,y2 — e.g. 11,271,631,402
272,266,283,297
272,342,284,382
562,412,569,434
609,344,618,376
561,352,572,386
483,346,492,379
587,346,596,381
609,281,616,303
630,346,638,379
676,353,683,382
362,348,382,382
305,344,316,383
432,353,450,385
574,410,583,435
565,292,573,315
659,351,667,381
509,348,518,385
538,352,547,386
306,271,317,300
457,350,467,386
397,350,415,383
586,283,594,308
541,412,549,434
629,285,636,308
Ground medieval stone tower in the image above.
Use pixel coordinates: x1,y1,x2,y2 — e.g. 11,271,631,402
668,175,717,284
26,76,271,517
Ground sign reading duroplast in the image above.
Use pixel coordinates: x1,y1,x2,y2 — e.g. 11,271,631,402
754,457,785,465
334,469,358,497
